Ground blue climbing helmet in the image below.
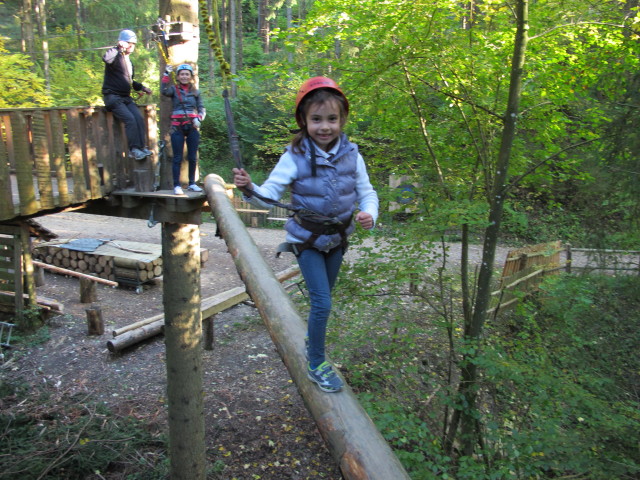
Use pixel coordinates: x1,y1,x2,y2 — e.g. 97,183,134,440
176,64,194,75
118,29,137,44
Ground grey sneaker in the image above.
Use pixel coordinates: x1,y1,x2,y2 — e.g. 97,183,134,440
130,148,146,161
307,361,343,393
142,147,153,156
174,186,184,195
187,184,203,192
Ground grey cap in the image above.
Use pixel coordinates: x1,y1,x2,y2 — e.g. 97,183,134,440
118,29,137,44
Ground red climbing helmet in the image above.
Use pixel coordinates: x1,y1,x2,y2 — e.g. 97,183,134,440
295,77,349,127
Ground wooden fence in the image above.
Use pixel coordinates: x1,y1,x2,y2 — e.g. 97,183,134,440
488,241,563,315
566,246,640,275
229,194,289,227
0,105,158,223
488,241,640,315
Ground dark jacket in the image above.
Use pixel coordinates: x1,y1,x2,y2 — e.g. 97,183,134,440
101,46,145,96
160,76,206,126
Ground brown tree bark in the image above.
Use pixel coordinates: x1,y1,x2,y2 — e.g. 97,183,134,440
86,307,104,335
79,277,97,303
162,222,205,480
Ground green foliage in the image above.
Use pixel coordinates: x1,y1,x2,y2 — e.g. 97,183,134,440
199,73,294,180
473,274,640,478
0,384,168,479
260,0,640,246
0,37,48,107
333,228,640,478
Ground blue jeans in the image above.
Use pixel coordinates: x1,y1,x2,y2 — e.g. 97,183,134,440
297,246,344,369
171,125,200,187
104,94,146,150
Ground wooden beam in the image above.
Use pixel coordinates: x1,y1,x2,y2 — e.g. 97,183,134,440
204,174,410,480
33,260,118,287
108,266,300,351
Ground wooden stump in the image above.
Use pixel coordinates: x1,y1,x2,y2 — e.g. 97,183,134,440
80,277,97,303
34,267,45,287
86,306,104,335
203,315,214,350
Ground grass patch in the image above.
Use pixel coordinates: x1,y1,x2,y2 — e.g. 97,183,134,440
0,381,168,479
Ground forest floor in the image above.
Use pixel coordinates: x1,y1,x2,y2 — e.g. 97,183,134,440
2,211,591,479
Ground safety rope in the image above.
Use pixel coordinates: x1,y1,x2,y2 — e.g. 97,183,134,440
152,19,177,84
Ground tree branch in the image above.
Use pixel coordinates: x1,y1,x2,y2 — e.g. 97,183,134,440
503,136,605,194
415,76,505,121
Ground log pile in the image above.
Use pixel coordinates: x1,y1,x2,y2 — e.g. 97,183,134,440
32,239,164,284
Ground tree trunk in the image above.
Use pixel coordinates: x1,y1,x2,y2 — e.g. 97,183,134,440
447,0,530,456
162,222,205,480
21,0,35,68
74,0,82,50
286,0,293,64
206,0,216,95
236,0,243,70
34,0,50,93
258,0,270,54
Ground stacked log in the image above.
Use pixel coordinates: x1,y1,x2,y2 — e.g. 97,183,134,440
112,256,163,284
32,245,118,281
31,240,173,285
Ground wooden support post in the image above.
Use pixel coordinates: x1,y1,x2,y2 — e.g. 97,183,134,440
203,315,214,350
162,222,205,479
86,306,104,335
80,277,97,303
204,174,410,480
19,222,37,308
34,266,45,287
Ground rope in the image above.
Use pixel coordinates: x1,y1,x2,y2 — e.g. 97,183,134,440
152,19,177,84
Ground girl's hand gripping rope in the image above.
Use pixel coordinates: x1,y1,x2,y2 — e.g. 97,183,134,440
233,168,253,191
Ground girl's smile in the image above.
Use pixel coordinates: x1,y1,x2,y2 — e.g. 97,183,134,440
305,100,342,152
177,71,192,84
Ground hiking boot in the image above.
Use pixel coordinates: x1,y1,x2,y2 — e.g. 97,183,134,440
174,186,184,195
307,361,343,393
129,148,147,161
187,184,203,192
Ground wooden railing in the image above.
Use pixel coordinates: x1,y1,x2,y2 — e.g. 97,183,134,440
0,105,158,223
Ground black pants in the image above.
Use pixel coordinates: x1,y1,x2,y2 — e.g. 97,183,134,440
103,94,146,150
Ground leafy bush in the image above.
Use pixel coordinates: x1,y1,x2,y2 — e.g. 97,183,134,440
331,229,640,479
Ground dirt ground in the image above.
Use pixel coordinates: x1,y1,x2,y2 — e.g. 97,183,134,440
4,212,346,479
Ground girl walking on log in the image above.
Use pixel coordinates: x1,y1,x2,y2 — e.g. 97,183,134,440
233,77,379,392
